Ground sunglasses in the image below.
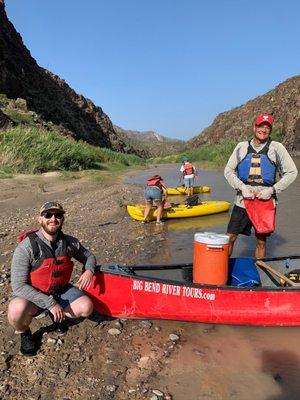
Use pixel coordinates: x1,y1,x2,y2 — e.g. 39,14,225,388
42,212,64,220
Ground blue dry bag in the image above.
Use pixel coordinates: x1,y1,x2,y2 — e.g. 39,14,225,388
228,257,261,287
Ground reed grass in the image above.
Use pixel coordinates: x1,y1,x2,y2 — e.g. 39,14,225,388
0,126,143,174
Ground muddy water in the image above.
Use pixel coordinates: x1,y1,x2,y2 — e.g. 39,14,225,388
125,159,300,400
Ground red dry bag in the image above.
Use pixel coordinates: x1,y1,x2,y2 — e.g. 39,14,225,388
244,197,275,234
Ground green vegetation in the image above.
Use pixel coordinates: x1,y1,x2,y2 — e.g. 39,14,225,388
4,109,35,125
150,128,283,168
150,140,238,168
0,125,143,175
270,128,283,142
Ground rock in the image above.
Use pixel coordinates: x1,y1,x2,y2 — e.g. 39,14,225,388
114,320,123,329
150,396,158,400
47,338,57,345
139,320,152,329
105,384,117,392
169,334,179,342
152,389,164,397
108,328,121,336
137,356,150,369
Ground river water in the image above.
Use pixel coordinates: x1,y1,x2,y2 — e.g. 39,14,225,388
125,159,300,400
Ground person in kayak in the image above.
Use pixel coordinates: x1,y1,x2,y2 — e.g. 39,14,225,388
224,113,298,258
8,201,96,356
142,175,168,225
179,156,197,196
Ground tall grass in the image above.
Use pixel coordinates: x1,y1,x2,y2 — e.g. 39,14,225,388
0,126,143,174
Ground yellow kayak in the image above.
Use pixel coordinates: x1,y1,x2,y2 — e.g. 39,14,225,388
127,201,230,221
166,186,211,195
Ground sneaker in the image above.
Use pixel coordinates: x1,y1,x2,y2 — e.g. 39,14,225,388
141,220,148,224
156,221,164,225
20,329,37,356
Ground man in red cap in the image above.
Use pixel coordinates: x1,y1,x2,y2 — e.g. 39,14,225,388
224,114,298,258
8,201,96,356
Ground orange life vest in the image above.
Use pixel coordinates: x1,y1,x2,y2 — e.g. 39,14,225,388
147,175,162,187
18,230,74,294
184,162,194,175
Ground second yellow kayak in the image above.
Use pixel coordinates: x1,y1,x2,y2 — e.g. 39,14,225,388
166,186,211,195
127,201,230,221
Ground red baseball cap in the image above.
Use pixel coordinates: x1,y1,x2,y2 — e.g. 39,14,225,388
255,114,273,127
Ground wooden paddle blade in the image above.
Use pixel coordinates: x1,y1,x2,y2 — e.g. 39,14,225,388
255,260,299,287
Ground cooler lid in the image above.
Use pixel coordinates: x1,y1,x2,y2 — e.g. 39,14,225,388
194,232,229,245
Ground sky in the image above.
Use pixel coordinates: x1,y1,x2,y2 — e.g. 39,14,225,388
5,0,300,140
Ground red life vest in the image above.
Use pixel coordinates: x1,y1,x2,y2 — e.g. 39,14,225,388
147,175,162,187
18,230,74,294
184,162,194,175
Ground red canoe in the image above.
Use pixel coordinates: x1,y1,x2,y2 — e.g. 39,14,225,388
85,258,300,327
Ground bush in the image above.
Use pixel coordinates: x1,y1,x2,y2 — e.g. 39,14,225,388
0,126,143,174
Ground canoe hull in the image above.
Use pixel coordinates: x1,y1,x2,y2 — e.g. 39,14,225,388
167,186,211,195
127,201,230,221
85,270,300,326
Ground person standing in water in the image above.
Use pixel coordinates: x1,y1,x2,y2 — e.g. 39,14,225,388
224,114,297,258
179,157,197,196
142,175,167,225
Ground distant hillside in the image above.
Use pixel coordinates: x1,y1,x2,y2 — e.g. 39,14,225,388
188,76,300,155
0,0,142,156
114,125,185,157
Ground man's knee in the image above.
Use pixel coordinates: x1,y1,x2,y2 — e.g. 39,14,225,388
7,298,33,322
77,296,93,317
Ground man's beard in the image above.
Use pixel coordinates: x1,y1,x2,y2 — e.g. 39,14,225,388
41,221,62,236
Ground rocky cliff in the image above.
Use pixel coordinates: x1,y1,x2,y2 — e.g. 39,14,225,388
188,76,300,155
0,0,134,153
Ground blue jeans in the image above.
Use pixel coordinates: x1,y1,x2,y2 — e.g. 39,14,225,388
144,186,163,203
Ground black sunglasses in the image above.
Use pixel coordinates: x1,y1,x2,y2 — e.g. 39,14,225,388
42,212,64,220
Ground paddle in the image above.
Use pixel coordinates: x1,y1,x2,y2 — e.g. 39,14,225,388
101,263,192,272
255,260,300,287
259,255,300,262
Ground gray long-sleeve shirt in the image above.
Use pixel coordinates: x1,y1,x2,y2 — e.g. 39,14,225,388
224,139,298,208
11,230,97,310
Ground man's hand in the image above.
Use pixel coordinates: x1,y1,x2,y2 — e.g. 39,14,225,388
257,187,274,200
49,304,65,323
77,270,93,290
241,184,255,199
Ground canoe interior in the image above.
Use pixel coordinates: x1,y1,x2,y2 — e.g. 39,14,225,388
99,257,300,290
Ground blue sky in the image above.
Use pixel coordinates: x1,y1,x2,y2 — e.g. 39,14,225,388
5,0,300,140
